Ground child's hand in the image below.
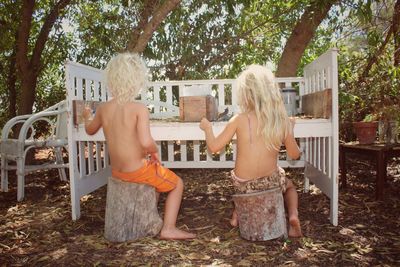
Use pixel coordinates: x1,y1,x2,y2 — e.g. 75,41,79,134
199,118,211,131
82,106,93,121
149,152,160,165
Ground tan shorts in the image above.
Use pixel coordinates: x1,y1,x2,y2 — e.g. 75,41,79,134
231,167,287,194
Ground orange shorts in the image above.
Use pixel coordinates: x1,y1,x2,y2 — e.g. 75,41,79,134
112,160,179,193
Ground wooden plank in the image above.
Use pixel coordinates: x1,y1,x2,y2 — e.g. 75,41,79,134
72,100,102,126
301,88,332,118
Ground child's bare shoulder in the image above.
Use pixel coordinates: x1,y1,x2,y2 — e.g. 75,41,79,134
231,113,246,123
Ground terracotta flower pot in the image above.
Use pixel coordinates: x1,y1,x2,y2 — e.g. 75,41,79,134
353,121,378,144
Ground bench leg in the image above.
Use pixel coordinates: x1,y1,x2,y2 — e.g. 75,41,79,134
16,157,25,201
1,156,8,192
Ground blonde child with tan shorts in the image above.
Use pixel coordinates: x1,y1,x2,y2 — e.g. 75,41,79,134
82,52,195,240
199,64,302,238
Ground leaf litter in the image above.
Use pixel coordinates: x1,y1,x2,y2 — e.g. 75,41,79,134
0,153,399,266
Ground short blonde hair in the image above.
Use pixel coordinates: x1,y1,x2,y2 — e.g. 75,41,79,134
236,64,291,151
105,52,148,103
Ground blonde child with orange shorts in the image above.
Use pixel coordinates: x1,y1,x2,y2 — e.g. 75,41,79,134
199,64,302,238
82,52,195,240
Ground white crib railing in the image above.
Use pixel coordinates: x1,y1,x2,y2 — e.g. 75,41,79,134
303,48,339,226
65,49,338,225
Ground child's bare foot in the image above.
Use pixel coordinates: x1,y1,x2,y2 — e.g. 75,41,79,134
159,228,196,240
230,210,238,227
288,216,302,237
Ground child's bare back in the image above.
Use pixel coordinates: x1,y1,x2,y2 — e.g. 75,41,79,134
93,100,153,172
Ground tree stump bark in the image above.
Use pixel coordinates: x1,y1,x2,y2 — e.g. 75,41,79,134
104,176,163,242
232,187,287,241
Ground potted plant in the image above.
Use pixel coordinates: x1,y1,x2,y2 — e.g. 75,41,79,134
353,114,378,144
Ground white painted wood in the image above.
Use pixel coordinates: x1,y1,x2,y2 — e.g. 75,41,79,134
64,49,339,225
181,141,187,161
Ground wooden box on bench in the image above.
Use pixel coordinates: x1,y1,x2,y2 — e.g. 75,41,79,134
179,95,218,122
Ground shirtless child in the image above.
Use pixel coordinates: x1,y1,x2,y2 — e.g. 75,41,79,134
82,52,195,240
199,64,302,237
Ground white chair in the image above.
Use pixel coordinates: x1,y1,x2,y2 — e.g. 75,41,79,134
1,100,68,201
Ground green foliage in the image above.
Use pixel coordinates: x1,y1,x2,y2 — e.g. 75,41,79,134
6,0,397,147
363,113,377,122
337,0,399,141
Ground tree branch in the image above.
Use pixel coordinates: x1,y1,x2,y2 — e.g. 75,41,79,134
276,0,339,77
127,0,181,53
31,0,72,75
129,0,158,47
360,25,393,79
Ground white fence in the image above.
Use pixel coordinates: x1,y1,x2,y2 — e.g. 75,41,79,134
66,49,339,225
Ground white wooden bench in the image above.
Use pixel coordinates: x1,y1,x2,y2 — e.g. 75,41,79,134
65,49,339,225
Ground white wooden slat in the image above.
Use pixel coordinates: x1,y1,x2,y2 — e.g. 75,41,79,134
99,82,105,101
141,89,147,102
77,79,83,100
232,142,237,161
220,146,226,162
218,84,225,107
180,141,187,162
194,140,200,162
156,141,161,159
178,85,183,99
103,143,109,168
232,83,238,113
168,141,174,162
166,85,173,107
95,142,102,171
328,137,332,179
78,141,86,177
88,142,95,174
317,137,321,170
94,82,100,101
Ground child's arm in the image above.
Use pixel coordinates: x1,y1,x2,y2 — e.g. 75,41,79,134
83,105,102,135
136,104,158,158
199,115,238,153
284,117,301,160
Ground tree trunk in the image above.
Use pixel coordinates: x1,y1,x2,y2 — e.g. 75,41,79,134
276,0,338,77
232,187,287,241
127,0,181,53
394,0,400,66
15,0,72,116
104,177,163,242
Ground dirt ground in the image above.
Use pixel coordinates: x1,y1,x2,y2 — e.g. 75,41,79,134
0,152,399,266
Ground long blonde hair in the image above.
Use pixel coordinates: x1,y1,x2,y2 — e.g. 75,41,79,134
105,52,148,104
236,64,292,151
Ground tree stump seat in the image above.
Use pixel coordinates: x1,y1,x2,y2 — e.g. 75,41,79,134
232,187,288,241
104,176,163,242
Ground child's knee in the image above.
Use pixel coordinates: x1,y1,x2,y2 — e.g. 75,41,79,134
175,176,184,190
